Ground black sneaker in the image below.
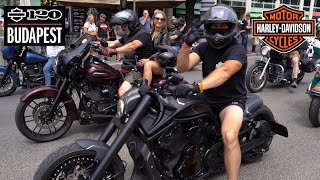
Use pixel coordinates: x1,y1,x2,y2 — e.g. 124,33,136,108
291,81,297,88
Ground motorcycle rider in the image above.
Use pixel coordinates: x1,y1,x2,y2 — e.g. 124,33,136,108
169,17,184,53
287,50,300,88
176,4,247,180
102,9,153,97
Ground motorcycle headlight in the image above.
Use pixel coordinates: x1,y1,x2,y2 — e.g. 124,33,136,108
261,46,270,56
117,99,125,117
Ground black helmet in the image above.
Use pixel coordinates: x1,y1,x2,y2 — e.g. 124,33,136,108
203,3,239,49
171,17,183,27
110,9,140,34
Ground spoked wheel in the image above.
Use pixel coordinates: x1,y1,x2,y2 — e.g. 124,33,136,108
34,143,124,180
0,72,17,97
246,63,267,93
15,98,72,142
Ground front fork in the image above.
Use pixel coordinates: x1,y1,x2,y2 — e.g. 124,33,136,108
90,95,153,180
0,60,14,87
46,68,76,119
259,57,270,80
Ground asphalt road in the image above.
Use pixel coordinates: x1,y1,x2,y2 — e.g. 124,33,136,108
1,55,320,180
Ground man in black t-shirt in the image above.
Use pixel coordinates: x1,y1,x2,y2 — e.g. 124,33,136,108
176,4,246,180
96,13,110,62
102,9,153,97
240,14,251,54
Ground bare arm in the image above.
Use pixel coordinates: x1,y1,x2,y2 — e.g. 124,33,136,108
201,60,242,90
107,40,122,48
115,40,144,54
170,35,178,40
176,45,200,72
84,27,95,35
140,17,148,25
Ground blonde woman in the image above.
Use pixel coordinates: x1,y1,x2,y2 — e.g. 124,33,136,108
83,14,97,41
137,10,170,86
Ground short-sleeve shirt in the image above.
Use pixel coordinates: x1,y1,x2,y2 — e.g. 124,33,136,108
84,22,96,32
241,20,249,34
193,41,247,104
139,16,151,33
96,20,109,37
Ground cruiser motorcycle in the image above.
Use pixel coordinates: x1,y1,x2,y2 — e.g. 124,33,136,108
15,36,123,142
246,43,314,93
33,63,288,179
0,46,55,97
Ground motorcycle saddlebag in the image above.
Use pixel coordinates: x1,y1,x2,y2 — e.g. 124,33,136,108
300,58,316,73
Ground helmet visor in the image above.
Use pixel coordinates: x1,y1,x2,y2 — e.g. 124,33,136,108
204,22,234,36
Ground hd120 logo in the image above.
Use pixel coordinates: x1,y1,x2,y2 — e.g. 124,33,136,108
4,6,65,46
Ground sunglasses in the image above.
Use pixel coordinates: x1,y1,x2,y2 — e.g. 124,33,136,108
154,17,166,22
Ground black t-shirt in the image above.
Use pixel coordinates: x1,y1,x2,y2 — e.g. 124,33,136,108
119,29,153,72
241,20,249,34
193,41,247,104
96,20,109,37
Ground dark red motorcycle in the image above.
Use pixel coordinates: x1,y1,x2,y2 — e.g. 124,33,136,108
14,36,125,142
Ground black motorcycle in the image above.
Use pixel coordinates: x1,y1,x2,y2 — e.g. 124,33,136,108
246,43,315,93
34,62,288,179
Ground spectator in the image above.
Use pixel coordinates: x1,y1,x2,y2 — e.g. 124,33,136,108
139,10,151,33
96,13,110,62
240,13,251,54
109,25,121,61
44,46,65,85
83,14,97,41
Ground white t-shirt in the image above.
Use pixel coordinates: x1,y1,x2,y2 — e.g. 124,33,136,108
46,46,65,57
84,22,96,32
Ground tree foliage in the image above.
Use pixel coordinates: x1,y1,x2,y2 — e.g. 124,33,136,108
185,0,197,32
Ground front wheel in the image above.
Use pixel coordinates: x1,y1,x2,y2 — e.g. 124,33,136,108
0,72,17,97
15,98,72,142
246,62,268,93
309,97,320,127
34,143,124,180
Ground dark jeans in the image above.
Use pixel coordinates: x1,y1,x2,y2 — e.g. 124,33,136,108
241,33,248,51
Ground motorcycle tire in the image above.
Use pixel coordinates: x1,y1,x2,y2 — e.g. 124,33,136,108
0,73,17,97
34,142,124,180
242,105,275,163
309,97,320,127
246,62,268,93
15,99,73,142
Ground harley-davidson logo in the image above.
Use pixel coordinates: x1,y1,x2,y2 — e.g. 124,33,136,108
253,5,315,53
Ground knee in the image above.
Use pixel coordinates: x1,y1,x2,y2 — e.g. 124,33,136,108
144,61,153,71
221,129,239,151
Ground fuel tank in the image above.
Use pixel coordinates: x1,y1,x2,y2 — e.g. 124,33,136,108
83,58,122,84
24,51,48,64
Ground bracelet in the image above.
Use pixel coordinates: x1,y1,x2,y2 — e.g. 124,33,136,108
198,82,203,92
184,42,191,48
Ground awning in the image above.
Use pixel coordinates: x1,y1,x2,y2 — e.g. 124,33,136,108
126,0,185,8
56,0,119,8
56,0,185,8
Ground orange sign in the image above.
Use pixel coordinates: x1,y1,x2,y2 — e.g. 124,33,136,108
253,5,315,53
